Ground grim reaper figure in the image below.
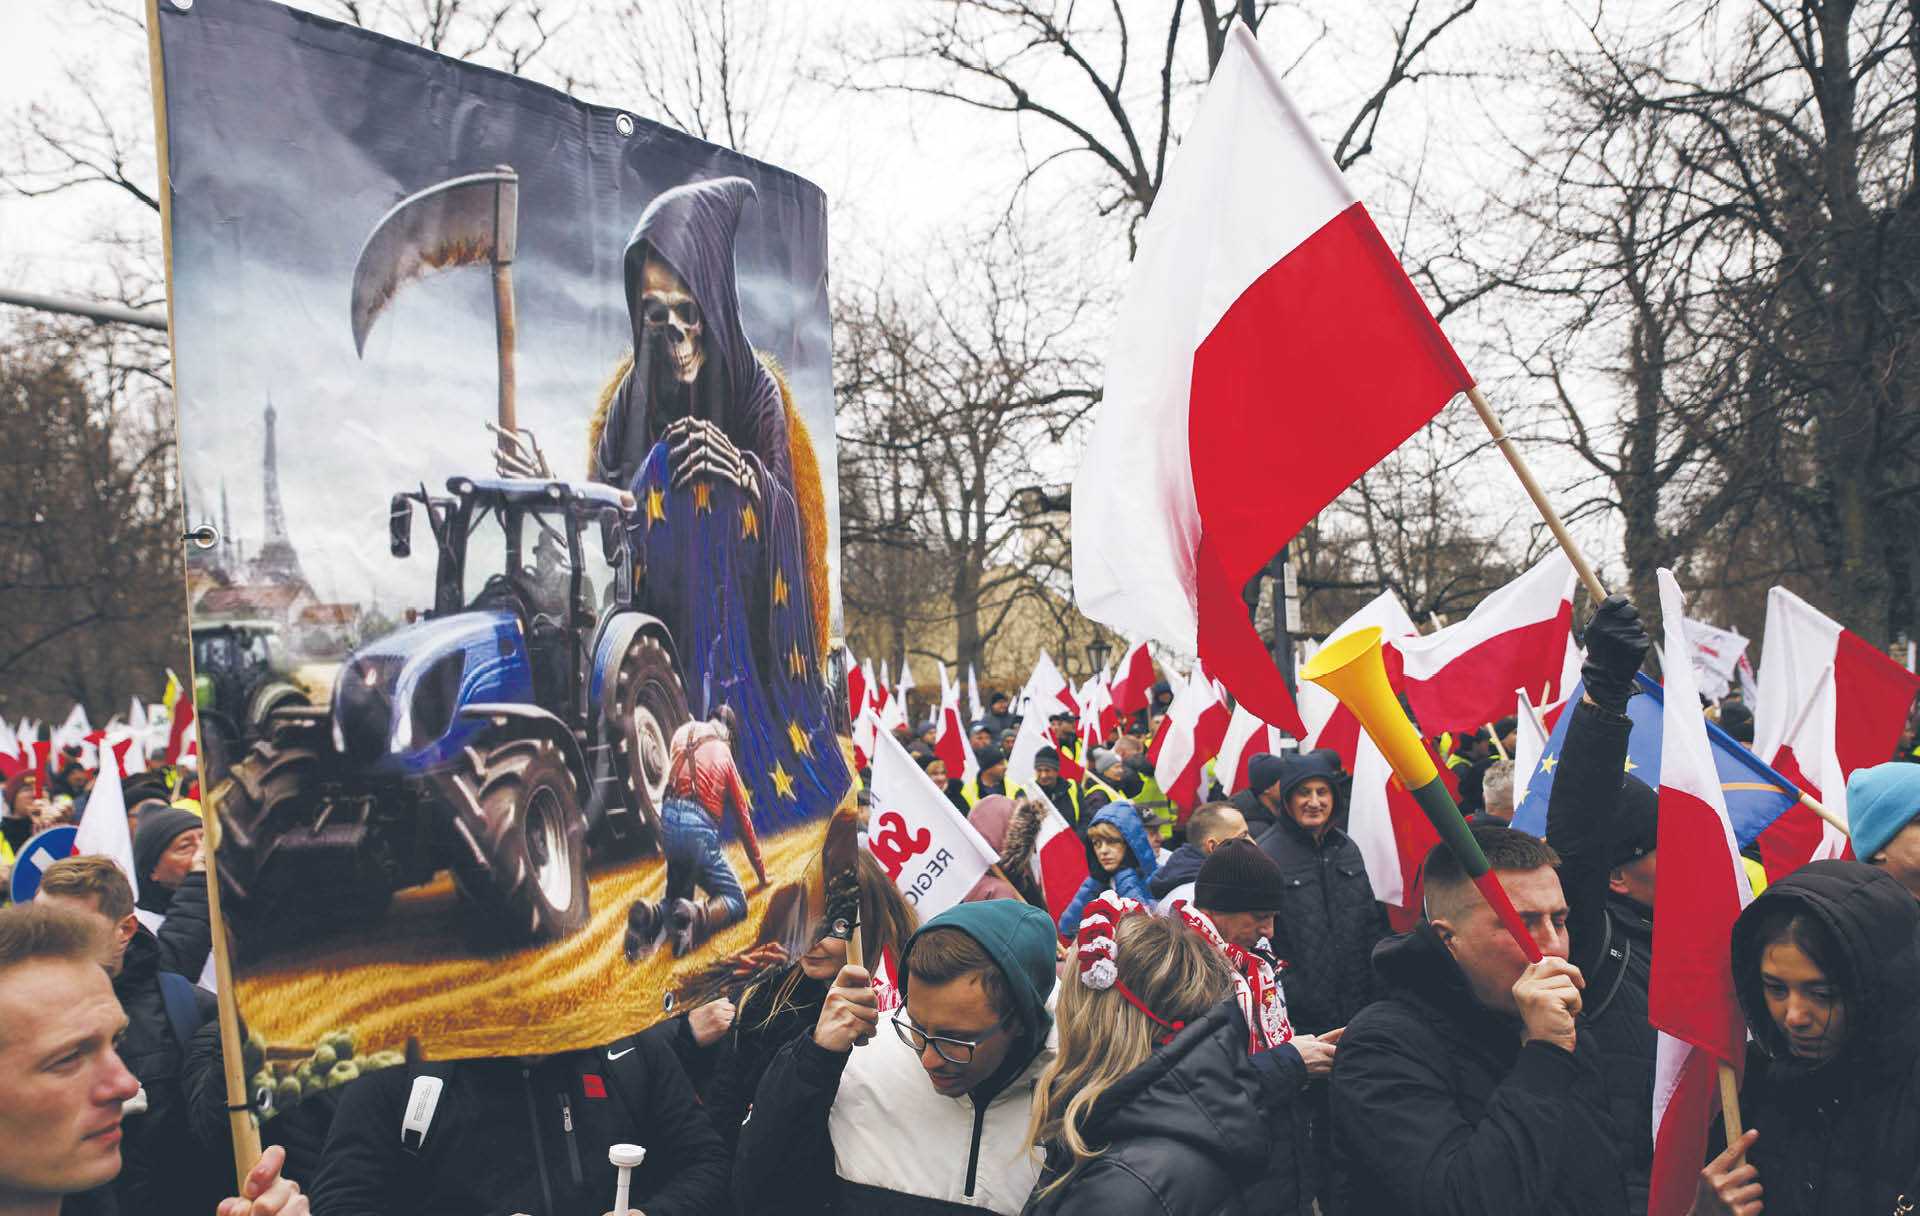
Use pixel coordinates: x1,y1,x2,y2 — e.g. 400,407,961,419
590,176,847,834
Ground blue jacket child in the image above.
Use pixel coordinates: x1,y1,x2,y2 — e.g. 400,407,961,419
1058,801,1160,937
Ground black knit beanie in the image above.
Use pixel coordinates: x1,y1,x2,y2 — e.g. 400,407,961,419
1193,838,1286,913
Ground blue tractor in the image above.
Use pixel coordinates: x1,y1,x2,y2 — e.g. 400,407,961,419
215,475,689,950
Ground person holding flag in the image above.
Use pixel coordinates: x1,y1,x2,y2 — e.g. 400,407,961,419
1697,860,1920,1215
1542,594,1661,1216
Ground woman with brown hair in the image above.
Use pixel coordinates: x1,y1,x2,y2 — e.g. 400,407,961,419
1024,895,1274,1215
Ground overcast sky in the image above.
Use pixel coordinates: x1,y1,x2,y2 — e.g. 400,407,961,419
0,0,1655,620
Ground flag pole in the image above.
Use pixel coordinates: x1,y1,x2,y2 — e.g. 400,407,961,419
1465,387,1608,603
1799,793,1847,834
1468,384,1747,1138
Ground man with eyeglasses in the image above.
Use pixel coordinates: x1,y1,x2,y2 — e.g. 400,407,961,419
733,899,1058,1214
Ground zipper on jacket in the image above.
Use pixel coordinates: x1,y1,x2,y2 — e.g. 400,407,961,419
964,1099,988,1197
558,1093,583,1186
522,1065,556,1214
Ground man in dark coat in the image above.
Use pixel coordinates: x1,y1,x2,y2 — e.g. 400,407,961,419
1545,594,1658,1215
980,692,1019,739
1331,826,1628,1216
311,1026,728,1215
129,806,212,981
36,855,230,1216
1148,802,1250,904
1229,753,1288,833
1253,751,1388,1035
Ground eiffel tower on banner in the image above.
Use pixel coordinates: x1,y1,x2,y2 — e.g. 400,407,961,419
250,395,306,587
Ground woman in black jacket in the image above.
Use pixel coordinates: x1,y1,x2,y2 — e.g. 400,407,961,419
1694,860,1920,1216
1024,903,1273,1215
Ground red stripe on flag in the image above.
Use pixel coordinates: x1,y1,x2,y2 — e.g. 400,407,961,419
1404,600,1575,737
1833,629,1920,775
1648,1044,1722,1216
1649,786,1747,1062
1189,203,1469,736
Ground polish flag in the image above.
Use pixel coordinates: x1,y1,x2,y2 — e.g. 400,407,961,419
1071,23,1471,742
1031,803,1092,935
1397,552,1578,737
1108,642,1158,720
1752,586,1918,875
966,665,986,725
934,667,980,785
851,703,881,772
1149,667,1232,818
1647,569,1753,1216
54,704,91,752
1078,673,1117,750
1298,590,1420,766
162,670,197,766
1216,701,1289,795
847,659,867,724
73,743,139,901
0,719,18,780
1020,651,1075,721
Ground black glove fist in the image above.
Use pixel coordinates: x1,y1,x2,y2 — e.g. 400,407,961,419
1580,594,1650,714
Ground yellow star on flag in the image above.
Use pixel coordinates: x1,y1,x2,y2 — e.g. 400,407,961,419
645,487,666,526
693,481,713,514
740,503,760,541
772,571,789,607
1623,755,1638,773
1539,753,1558,775
788,720,815,758
788,643,806,678
771,763,795,800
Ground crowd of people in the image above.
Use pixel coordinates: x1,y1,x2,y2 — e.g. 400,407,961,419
2,593,1919,1215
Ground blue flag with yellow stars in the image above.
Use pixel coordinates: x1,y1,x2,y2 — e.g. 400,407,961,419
628,441,850,834
1511,673,1798,847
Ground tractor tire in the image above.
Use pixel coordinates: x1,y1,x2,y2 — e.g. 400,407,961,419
215,739,375,956
608,634,689,854
452,737,590,944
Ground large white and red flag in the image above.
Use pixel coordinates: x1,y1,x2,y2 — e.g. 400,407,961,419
867,730,1001,919
1071,23,1471,742
1752,586,1919,877
1396,552,1578,737
1646,569,1754,1216
73,744,138,902
1149,666,1232,817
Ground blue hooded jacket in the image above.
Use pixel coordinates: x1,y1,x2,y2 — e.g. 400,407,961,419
1058,801,1159,937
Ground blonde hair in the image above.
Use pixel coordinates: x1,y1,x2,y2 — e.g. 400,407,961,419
1026,914,1231,1195
1086,822,1125,847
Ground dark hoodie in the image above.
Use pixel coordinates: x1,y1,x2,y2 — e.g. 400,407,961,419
1726,861,1920,1215
733,900,1058,1215
1022,1000,1276,1216
1149,841,1207,900
595,176,791,497
1330,925,1627,1216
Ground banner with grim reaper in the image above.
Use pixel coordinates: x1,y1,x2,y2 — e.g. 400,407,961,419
152,0,854,1077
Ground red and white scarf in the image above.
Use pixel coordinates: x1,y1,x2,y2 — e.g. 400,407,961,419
1177,905,1294,1053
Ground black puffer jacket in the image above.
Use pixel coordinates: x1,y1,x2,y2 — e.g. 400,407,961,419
1253,815,1387,1034
1023,1001,1283,1216
139,869,213,979
1330,926,1627,1216
111,928,229,1216
1728,861,1920,1216
706,968,830,1152
1147,842,1206,900
1545,699,1655,1215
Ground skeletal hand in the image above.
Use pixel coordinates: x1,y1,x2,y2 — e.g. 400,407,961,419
664,417,759,501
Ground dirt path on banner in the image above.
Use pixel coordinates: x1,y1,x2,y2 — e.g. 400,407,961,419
232,820,825,1059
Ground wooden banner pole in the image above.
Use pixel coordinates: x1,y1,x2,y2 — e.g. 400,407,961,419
1464,386,1609,603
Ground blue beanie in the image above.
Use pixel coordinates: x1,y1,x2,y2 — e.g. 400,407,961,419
1846,762,1920,862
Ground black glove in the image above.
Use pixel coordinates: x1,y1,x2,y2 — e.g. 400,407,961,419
1580,594,1651,714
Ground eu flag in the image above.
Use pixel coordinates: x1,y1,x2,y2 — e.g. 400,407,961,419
1510,673,1798,846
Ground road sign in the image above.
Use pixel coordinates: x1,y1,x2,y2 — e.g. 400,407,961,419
10,825,79,903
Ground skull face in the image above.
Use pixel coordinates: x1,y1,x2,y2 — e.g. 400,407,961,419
641,255,705,384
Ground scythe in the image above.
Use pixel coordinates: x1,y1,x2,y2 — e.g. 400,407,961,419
350,166,520,460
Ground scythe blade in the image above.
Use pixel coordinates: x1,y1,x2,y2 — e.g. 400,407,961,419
349,167,519,355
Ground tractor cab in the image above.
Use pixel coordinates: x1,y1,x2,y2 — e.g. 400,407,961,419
392,477,635,725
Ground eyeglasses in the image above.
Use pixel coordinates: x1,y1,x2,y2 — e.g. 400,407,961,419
893,1014,1011,1065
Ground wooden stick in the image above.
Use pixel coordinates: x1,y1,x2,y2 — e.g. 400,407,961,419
1465,386,1609,602
1487,727,1509,762
1718,1061,1744,1144
1800,792,1848,834
145,0,259,1183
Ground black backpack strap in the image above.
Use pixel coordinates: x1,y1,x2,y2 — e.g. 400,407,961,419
1585,912,1633,1021
156,971,206,1053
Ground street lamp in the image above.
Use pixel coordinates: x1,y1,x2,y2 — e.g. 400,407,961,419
1087,636,1113,675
